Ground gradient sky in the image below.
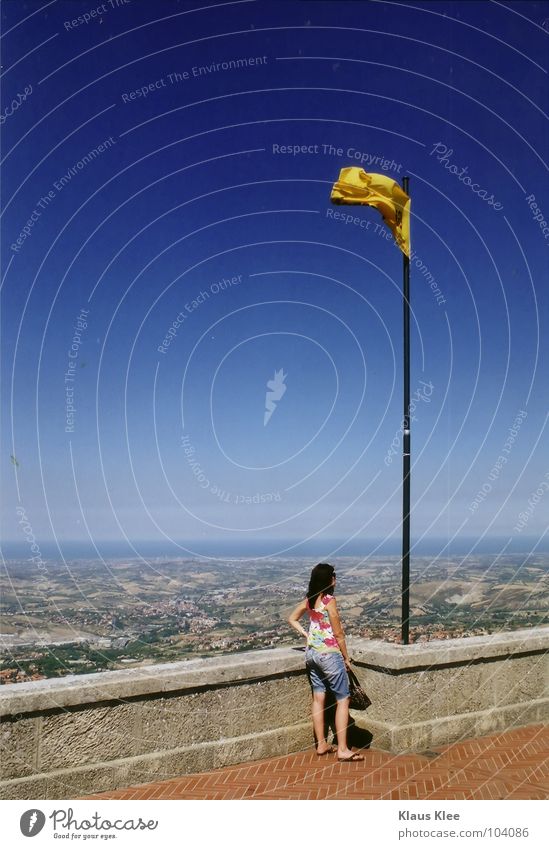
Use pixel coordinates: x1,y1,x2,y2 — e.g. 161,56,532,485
1,0,548,559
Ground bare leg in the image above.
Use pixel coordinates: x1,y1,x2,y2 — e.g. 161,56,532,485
335,697,355,758
312,692,332,753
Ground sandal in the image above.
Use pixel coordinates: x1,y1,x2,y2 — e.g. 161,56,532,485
337,752,364,762
316,746,336,756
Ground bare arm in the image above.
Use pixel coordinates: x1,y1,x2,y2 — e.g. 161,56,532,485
326,598,351,666
288,599,309,640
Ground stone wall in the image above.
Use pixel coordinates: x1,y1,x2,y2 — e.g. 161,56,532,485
350,626,548,752
1,628,547,799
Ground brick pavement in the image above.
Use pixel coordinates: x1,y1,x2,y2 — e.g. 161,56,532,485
83,723,548,800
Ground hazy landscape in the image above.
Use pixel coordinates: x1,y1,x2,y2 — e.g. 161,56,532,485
1,554,547,683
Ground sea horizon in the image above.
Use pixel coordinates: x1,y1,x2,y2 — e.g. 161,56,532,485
2,536,548,561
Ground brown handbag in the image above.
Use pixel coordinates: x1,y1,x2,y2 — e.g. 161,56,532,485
348,666,372,711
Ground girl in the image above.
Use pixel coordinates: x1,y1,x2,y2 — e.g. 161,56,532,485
288,562,364,762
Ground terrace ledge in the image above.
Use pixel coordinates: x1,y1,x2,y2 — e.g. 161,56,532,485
1,626,547,717
1,627,548,798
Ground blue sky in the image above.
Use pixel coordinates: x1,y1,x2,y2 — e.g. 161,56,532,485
1,0,548,558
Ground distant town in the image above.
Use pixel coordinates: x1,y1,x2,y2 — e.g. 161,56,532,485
1,554,547,684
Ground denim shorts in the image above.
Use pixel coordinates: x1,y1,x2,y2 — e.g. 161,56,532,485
305,647,350,701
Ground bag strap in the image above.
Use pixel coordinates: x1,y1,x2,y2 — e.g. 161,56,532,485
347,666,362,688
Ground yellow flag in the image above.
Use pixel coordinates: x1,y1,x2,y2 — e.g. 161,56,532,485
331,167,411,256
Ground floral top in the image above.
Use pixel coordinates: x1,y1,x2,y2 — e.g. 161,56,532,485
306,594,340,653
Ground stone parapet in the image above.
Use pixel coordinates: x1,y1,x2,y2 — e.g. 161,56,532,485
348,628,549,752
1,628,547,799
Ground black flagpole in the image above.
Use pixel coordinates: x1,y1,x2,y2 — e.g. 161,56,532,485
401,176,411,645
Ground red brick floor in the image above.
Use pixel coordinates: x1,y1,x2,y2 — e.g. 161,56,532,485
83,723,548,800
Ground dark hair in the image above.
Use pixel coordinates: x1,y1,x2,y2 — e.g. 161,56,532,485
306,563,335,610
